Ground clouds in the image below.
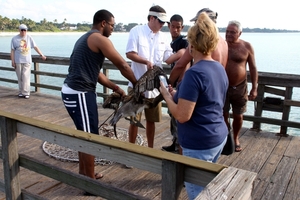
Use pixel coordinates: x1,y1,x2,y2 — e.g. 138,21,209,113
0,0,299,30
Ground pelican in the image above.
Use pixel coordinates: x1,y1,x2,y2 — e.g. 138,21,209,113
102,66,168,130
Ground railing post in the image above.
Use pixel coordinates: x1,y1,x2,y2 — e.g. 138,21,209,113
279,87,293,136
33,62,40,93
161,160,184,200
252,83,265,130
0,116,21,200
102,67,110,100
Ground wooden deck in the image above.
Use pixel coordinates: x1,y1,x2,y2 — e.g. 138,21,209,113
0,85,300,200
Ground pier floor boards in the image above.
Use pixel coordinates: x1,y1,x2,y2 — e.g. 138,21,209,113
0,86,299,199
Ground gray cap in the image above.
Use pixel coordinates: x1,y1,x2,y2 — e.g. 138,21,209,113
190,8,218,22
19,24,28,30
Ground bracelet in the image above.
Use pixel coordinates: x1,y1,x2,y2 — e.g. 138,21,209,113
113,86,119,92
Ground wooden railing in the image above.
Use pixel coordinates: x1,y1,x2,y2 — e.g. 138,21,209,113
1,52,300,136
0,110,256,200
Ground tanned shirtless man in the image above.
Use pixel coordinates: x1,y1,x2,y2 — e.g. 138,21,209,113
169,8,228,86
223,20,258,152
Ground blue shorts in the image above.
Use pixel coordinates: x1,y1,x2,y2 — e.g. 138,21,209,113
61,91,98,134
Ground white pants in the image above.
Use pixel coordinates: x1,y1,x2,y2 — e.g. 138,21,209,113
15,63,31,95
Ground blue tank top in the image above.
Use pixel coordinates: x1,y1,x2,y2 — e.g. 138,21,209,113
64,30,105,92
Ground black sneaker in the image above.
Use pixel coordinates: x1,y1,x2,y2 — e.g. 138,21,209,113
162,142,176,152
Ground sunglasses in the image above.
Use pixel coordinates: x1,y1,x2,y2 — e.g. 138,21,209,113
105,21,115,28
154,16,165,24
20,29,27,32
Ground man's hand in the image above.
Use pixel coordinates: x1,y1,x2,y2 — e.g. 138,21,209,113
115,86,126,97
248,88,257,100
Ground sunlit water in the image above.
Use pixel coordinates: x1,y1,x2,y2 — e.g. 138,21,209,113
1,32,300,136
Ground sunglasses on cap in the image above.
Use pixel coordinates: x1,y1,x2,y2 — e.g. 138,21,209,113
154,16,165,24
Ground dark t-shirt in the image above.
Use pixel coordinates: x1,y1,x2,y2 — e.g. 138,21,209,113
170,35,188,69
174,60,229,150
64,30,105,92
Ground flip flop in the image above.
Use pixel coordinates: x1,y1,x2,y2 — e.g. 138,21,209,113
235,145,242,152
95,172,104,179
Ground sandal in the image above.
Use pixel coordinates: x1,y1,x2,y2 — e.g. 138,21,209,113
95,172,104,179
235,145,242,152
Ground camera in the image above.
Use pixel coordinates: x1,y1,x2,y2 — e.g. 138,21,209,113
159,75,168,88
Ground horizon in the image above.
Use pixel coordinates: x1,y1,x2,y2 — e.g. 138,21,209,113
0,0,299,31
0,16,299,33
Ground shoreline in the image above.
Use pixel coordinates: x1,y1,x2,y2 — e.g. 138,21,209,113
0,31,132,37
0,32,86,36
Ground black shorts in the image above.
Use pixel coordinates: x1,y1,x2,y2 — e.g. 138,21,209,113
61,91,98,134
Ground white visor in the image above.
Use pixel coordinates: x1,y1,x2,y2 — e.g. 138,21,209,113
149,11,168,22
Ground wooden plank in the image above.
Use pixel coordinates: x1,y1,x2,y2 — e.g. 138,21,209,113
196,167,257,200
123,172,162,199
284,136,300,159
251,136,293,198
283,161,300,200
284,99,300,107
251,153,282,200
161,160,184,200
253,83,265,130
264,86,286,96
272,135,292,155
19,154,146,200
230,131,279,172
6,113,225,175
0,117,22,200
34,183,85,200
261,156,297,200
280,87,293,135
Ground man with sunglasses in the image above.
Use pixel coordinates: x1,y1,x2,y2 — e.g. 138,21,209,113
126,5,183,149
61,10,137,193
11,24,46,99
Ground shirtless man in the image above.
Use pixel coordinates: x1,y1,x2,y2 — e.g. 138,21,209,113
223,20,258,152
169,8,228,86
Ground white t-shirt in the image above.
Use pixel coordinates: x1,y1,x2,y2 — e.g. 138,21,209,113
11,34,36,64
126,24,173,98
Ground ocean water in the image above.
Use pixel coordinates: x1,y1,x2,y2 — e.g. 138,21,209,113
1,32,300,136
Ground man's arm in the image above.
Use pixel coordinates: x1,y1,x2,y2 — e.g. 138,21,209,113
89,33,137,86
126,52,153,69
33,46,47,60
97,72,126,96
10,49,15,68
246,42,258,100
169,48,192,86
164,48,185,65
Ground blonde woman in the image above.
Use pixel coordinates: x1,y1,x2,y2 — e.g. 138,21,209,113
160,12,229,199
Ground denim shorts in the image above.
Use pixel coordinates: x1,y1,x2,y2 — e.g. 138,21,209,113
181,137,227,199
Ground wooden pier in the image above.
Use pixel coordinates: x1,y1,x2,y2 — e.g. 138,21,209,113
1,52,300,199
0,86,300,200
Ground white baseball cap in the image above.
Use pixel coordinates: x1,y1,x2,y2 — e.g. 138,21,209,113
19,24,28,30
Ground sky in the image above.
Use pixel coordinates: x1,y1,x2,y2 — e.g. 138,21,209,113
1,0,299,31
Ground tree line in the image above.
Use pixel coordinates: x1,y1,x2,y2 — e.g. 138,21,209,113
0,15,298,33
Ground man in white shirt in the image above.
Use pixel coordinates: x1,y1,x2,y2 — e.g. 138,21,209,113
126,5,184,148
